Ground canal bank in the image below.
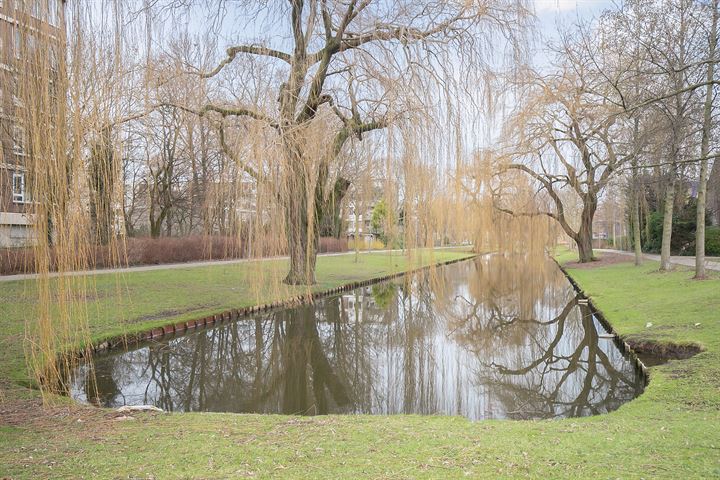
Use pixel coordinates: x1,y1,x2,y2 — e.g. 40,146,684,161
69,255,645,420
1,249,719,478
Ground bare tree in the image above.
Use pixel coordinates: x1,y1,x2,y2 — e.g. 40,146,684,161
152,0,528,284
502,66,640,263
146,106,183,238
596,0,713,271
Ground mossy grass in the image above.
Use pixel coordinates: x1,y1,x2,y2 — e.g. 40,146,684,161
1,248,720,479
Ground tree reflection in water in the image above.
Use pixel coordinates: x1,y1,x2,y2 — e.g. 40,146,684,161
71,255,644,420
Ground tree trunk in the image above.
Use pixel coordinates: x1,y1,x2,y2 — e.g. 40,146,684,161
89,131,116,245
695,0,717,279
697,162,709,278
150,217,162,239
575,198,596,263
318,177,350,238
709,160,720,226
284,169,317,285
632,187,643,266
164,205,172,237
576,232,594,263
660,175,676,271
149,201,160,239
574,230,592,262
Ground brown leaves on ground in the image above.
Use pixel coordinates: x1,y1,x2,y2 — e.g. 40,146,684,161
0,381,158,438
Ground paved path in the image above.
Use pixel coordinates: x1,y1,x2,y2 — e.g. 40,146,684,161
0,246,469,283
596,249,720,272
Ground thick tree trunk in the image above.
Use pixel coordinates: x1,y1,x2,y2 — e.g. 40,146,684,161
89,132,116,246
284,170,317,285
575,199,596,263
576,232,594,263
660,176,676,271
149,202,168,239
318,177,350,238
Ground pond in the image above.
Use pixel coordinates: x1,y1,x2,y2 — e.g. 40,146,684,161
70,255,645,420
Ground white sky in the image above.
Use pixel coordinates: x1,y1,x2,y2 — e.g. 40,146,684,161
533,0,615,67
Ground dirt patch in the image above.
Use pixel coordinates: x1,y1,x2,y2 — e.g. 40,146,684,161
625,339,703,361
132,303,220,323
565,253,634,269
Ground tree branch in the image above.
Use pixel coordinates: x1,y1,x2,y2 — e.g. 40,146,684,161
161,102,279,129
191,45,292,79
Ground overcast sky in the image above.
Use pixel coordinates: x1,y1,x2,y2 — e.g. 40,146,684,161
532,0,615,67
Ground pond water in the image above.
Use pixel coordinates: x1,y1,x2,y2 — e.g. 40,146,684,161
70,255,645,420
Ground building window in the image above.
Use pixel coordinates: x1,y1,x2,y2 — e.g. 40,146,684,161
28,33,36,52
10,225,29,240
13,77,24,109
12,172,26,203
49,46,58,71
12,125,26,154
14,27,21,60
48,0,59,26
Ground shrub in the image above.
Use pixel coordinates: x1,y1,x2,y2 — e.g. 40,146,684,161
348,238,385,250
0,235,353,276
0,236,251,275
642,198,713,255
705,226,720,256
318,237,348,253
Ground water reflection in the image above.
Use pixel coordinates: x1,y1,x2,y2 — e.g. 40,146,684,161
71,255,644,420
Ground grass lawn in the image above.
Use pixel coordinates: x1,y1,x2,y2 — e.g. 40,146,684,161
1,248,720,479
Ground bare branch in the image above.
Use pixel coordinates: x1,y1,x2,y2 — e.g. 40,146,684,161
191,45,292,79
161,102,279,129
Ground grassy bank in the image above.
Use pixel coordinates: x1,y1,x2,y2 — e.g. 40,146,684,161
1,250,720,478
0,249,473,386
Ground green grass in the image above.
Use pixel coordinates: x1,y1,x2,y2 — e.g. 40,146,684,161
1,248,720,479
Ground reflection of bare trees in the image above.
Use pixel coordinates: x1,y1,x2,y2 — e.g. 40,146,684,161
482,301,643,419
72,256,643,420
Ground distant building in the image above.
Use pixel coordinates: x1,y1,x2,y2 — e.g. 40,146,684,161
344,201,377,246
593,192,628,249
0,0,66,247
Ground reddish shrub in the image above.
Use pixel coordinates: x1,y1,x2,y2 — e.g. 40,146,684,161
0,235,347,276
319,237,348,253
112,236,250,267
0,236,247,275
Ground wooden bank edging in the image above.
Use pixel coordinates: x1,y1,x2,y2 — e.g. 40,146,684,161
554,259,651,384
87,254,478,356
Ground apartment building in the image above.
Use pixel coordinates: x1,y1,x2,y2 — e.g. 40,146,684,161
0,0,64,247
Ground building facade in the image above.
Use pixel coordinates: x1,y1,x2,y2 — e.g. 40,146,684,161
0,0,64,247
344,201,377,246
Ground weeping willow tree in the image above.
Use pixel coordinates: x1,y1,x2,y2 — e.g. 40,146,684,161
15,0,543,399
16,0,146,396
141,0,532,284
